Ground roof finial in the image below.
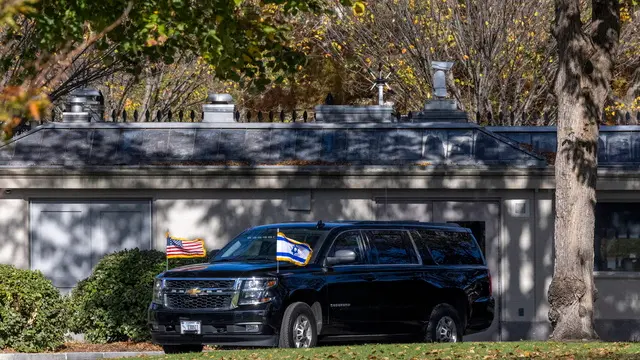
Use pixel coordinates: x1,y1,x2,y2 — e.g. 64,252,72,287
368,63,394,106
431,61,454,99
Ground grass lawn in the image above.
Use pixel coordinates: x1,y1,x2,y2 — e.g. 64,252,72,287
120,341,640,360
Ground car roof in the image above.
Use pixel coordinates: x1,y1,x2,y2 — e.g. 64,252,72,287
250,220,469,232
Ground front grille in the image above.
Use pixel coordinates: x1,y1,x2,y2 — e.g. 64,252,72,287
165,279,235,289
166,294,232,309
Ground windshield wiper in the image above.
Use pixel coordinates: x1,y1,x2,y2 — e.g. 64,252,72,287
211,256,274,263
210,258,241,263
244,256,274,261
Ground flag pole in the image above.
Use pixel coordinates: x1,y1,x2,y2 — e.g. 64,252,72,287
165,231,169,272
276,228,279,274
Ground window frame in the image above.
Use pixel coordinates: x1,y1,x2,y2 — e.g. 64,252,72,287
361,229,423,266
322,230,369,267
594,202,640,276
409,229,436,265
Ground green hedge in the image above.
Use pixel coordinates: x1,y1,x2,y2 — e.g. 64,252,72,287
69,248,210,343
0,265,68,352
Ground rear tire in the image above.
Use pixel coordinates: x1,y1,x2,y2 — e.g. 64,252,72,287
279,302,318,348
162,344,203,354
425,304,463,343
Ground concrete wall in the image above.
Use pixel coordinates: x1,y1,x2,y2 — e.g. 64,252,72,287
500,191,537,340
595,276,640,341
0,197,28,269
533,190,555,340
492,190,555,340
595,277,640,318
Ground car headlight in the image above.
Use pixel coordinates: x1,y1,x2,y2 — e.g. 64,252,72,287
238,278,277,306
152,278,164,305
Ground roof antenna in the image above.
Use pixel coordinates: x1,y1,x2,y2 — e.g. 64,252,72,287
316,220,325,229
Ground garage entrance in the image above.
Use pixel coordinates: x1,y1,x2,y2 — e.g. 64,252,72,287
432,201,501,341
30,200,152,292
376,199,501,340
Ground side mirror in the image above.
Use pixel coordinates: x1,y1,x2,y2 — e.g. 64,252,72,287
326,249,357,266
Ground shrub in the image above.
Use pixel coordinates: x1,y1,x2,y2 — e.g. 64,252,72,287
69,249,165,343
69,248,211,343
0,265,69,352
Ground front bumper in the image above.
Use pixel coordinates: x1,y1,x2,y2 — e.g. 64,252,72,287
148,303,280,347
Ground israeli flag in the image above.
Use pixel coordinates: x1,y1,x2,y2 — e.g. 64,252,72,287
276,231,313,266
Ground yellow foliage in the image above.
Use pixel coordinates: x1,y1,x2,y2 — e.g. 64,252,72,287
0,86,50,140
621,6,631,23
352,2,366,17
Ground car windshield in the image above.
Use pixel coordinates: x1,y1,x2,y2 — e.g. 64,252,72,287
211,227,329,262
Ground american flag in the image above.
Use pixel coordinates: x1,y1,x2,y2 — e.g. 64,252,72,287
166,234,206,259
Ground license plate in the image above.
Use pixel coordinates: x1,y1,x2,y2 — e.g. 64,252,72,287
180,320,201,334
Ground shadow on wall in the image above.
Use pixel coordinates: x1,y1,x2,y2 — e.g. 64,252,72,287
0,197,28,269
27,200,152,292
152,189,378,252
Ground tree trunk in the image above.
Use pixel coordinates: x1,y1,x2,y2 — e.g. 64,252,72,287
548,0,619,341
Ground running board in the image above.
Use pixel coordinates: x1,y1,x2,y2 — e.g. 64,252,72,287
320,333,417,343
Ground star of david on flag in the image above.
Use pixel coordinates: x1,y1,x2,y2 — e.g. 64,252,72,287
276,231,312,266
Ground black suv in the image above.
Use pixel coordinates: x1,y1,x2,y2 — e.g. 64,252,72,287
148,221,494,353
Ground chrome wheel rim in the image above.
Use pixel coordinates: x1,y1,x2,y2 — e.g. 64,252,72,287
436,316,457,342
293,314,313,348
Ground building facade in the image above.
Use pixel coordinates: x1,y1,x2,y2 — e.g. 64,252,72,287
1,100,640,342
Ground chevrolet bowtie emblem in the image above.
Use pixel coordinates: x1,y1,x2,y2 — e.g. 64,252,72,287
186,288,202,296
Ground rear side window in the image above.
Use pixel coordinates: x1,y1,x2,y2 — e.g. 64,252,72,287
415,230,484,265
364,230,419,265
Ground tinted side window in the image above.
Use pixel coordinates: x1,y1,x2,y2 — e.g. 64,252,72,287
416,230,484,265
410,230,435,265
365,230,419,265
327,231,366,265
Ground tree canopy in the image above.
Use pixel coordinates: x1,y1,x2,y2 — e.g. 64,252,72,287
1,0,639,133
0,0,351,137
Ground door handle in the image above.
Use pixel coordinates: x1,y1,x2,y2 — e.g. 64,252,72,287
362,274,376,281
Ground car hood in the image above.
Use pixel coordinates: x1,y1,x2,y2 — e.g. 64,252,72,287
161,261,287,278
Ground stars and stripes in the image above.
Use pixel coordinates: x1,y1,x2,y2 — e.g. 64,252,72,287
166,233,206,259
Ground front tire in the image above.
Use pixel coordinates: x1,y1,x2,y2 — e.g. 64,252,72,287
162,344,203,354
425,304,463,343
279,302,318,348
